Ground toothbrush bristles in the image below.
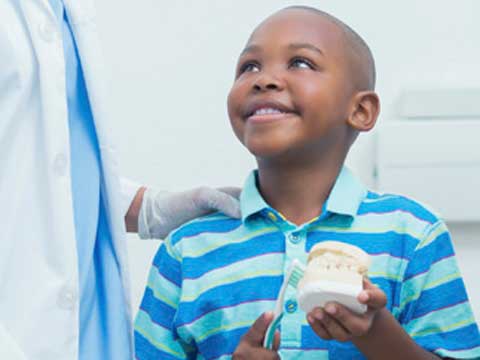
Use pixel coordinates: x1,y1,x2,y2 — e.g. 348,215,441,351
288,267,305,288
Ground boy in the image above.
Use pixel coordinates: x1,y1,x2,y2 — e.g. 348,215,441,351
134,6,480,359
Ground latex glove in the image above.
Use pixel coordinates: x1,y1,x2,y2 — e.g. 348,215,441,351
138,186,241,239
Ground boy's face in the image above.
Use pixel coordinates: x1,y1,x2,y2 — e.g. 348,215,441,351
227,9,356,159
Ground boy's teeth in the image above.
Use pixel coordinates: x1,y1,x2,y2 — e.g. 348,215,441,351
254,108,284,115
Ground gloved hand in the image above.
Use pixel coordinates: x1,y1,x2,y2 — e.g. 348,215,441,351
138,187,242,239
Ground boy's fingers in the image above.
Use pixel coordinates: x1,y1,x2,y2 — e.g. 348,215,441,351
325,302,371,337
308,313,332,340
359,278,387,309
318,305,352,342
273,330,281,351
242,312,273,346
361,288,387,309
233,347,279,360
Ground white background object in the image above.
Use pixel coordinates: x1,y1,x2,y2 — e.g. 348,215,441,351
397,89,480,119
376,120,480,222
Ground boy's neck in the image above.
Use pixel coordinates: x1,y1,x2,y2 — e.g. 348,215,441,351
257,157,344,226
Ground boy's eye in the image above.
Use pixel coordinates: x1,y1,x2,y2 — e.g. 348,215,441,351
290,57,314,70
238,62,260,75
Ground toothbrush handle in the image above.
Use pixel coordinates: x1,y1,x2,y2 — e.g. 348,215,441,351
263,260,303,349
263,313,283,349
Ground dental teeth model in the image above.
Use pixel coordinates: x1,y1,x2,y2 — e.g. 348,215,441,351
297,241,371,314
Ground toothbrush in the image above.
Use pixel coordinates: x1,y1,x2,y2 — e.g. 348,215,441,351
263,259,305,349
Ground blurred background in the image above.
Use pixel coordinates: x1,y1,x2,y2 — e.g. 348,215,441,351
94,1,480,318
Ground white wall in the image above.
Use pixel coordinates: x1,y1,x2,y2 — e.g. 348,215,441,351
95,1,480,318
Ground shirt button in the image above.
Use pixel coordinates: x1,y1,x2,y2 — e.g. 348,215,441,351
267,212,278,222
57,289,77,310
53,153,68,176
285,299,298,314
38,22,57,43
288,232,302,244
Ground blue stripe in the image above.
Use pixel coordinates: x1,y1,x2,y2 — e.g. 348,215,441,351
359,193,437,224
197,327,247,359
301,327,366,358
403,232,454,281
414,324,480,352
178,276,282,325
135,331,181,360
365,191,384,199
182,231,285,279
139,288,176,330
301,325,329,349
369,277,402,309
400,279,468,322
171,218,242,246
306,231,417,259
152,245,182,287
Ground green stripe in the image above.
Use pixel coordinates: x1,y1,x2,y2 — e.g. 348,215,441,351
433,346,480,359
411,317,476,338
356,210,431,231
147,266,180,309
182,268,283,302
135,310,187,359
183,253,283,289
177,300,274,342
164,239,182,262
310,223,425,242
368,253,408,282
399,256,461,311
180,226,278,258
279,348,329,359
405,302,476,337
415,221,447,250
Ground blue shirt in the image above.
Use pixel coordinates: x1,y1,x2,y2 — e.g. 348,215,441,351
49,1,130,359
135,167,480,359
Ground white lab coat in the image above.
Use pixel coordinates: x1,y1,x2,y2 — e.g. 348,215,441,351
0,0,138,358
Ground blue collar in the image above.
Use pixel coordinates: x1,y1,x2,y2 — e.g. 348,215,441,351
240,167,367,223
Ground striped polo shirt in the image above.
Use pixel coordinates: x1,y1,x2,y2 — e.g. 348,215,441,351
134,167,480,359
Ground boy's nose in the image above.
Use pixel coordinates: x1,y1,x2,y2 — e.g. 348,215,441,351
252,73,285,92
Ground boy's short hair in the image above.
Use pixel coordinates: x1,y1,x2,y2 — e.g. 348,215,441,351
285,6,376,91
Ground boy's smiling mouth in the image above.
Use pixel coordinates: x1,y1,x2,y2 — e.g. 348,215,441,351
244,100,298,123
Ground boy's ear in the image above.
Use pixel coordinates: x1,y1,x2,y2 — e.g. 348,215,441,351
347,91,380,132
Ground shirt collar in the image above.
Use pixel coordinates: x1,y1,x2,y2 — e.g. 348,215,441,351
240,166,367,223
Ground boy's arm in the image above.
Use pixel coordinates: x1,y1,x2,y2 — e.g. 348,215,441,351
308,279,440,359
134,240,195,359
352,307,441,359
308,280,442,359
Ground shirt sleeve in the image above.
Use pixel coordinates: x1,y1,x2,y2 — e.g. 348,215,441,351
398,220,480,359
134,238,196,359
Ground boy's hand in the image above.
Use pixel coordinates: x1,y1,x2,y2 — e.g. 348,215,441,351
307,278,387,342
233,312,280,360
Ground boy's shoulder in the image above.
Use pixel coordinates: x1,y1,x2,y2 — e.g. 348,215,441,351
165,211,243,250
360,190,444,227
